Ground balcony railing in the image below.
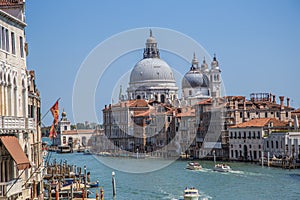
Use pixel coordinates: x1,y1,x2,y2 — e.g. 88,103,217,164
0,178,22,198
0,116,35,130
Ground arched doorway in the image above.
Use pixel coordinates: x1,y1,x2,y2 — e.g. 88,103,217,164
243,145,248,161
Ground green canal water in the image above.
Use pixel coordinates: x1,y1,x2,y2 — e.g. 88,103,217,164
46,152,300,200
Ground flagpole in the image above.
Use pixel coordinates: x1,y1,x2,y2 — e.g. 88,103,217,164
39,98,61,126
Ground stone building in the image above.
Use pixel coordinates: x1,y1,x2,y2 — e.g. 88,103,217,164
221,93,294,159
263,131,300,160
228,118,289,161
0,1,44,199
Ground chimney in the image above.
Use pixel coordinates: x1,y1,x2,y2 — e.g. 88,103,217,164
272,95,276,103
287,97,290,108
279,96,284,109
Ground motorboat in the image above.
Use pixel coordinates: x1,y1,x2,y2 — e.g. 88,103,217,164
57,145,72,153
184,187,199,200
186,162,202,170
213,163,231,172
83,148,92,155
88,180,100,188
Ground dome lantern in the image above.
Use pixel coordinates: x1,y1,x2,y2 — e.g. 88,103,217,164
143,29,160,59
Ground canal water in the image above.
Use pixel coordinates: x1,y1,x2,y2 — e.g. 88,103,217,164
47,152,300,200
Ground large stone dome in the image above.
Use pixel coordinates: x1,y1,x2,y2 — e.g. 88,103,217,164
129,58,176,84
127,30,178,102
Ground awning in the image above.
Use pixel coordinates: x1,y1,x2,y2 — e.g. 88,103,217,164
0,136,31,170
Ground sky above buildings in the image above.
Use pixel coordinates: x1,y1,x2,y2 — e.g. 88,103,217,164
25,0,300,125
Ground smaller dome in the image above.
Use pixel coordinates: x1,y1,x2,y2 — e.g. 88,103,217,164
62,110,67,117
182,70,203,88
182,66,209,89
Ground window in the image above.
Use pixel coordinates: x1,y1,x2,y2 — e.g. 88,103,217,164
20,36,24,57
265,112,268,118
252,131,256,139
243,132,246,139
1,27,5,50
240,112,243,118
11,32,15,54
267,141,269,148
189,90,192,96
5,29,9,51
238,132,241,139
286,112,288,118
276,141,278,149
271,141,274,149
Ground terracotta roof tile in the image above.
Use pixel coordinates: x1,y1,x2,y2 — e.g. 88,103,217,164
231,118,288,128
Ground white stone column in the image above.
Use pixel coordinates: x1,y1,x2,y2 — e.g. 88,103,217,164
0,84,3,115
4,84,7,116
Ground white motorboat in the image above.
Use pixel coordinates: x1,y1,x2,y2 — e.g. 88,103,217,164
186,162,202,170
184,187,199,200
213,163,231,172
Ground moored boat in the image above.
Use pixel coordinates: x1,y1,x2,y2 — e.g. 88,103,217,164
186,162,202,170
184,187,199,200
83,148,92,155
57,145,72,153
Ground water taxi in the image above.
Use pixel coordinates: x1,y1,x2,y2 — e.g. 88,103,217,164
57,145,72,153
213,163,231,172
186,162,202,170
184,187,199,200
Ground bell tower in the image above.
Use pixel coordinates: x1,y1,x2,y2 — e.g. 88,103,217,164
209,54,221,98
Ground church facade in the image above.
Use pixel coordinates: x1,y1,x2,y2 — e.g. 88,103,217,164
102,31,222,157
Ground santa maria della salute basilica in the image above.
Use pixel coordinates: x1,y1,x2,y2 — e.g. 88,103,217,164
102,30,224,158
125,30,222,105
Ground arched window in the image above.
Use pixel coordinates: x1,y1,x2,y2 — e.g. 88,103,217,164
161,94,165,103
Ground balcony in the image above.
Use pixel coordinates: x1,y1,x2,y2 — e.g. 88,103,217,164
1,116,25,129
0,178,22,198
0,116,35,130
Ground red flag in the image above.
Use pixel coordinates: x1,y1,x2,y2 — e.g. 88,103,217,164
49,124,56,139
49,100,59,138
50,100,59,125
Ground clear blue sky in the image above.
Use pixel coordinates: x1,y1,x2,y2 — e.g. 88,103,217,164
25,0,300,125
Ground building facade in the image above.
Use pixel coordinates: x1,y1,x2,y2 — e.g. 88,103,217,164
0,1,44,199
228,118,289,161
